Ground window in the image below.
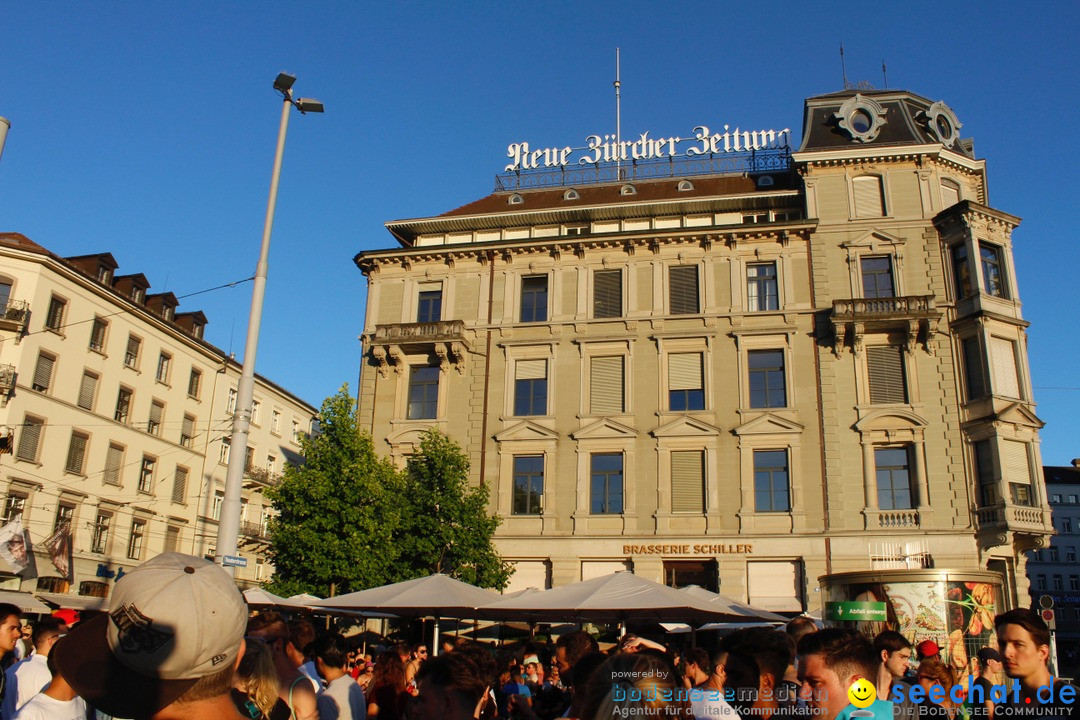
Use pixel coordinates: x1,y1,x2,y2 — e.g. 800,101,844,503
147,400,164,436
979,243,1008,298
590,453,624,514
271,410,281,435
1050,547,1060,562
417,285,442,323
593,269,623,319
952,245,972,299
36,577,68,594
876,447,914,510
669,265,699,315
671,450,705,513
250,399,260,426
212,490,224,521
754,450,791,512
244,445,254,473
1072,576,1080,592
54,503,74,531
589,356,624,415
867,346,907,404
941,179,961,208
520,276,548,322
1036,574,1046,591
1065,519,1074,534
1052,494,1062,503
77,371,98,411
115,387,133,424
748,350,786,409
512,456,544,515
104,444,124,486
407,366,439,419
1002,440,1033,507
1067,547,1077,563
187,368,202,399
989,337,1021,398
124,334,141,368
3,494,26,524
219,437,231,465
852,175,885,218
292,420,300,443
138,456,155,494
1071,495,1080,504
962,338,986,400
1054,575,1064,591
514,360,547,416
31,353,55,392
164,525,180,554
974,440,998,506
91,512,111,554
747,263,778,312
16,415,44,462
65,431,89,474
172,466,188,504
668,353,704,411
180,414,195,448
128,520,146,560
227,388,237,414
45,296,66,331
861,256,895,298
156,353,171,383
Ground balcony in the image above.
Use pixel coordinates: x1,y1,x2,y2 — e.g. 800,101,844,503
831,295,941,357
0,299,30,334
975,501,1054,551
367,320,471,376
243,466,282,489
0,364,14,395
240,520,269,541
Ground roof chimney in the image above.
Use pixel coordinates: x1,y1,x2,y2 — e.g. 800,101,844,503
1072,458,1080,468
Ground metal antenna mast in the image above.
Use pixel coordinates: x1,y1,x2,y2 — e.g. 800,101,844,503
840,43,849,89
882,60,889,89
614,47,623,180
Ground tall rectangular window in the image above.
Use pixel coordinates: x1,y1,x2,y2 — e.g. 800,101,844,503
212,490,224,521
77,371,98,411
271,410,281,434
974,439,998,506
164,525,180,554
852,175,885,218
89,317,108,352
31,353,55,392
180,414,195,448
1002,440,1033,507
91,512,111,554
128,520,145,560
65,431,89,474
16,416,43,462
417,285,442,323
2,494,26,524
593,269,623,319
520,276,548,323
669,266,700,315
980,243,1008,298
138,456,155,494
671,450,705,513
962,338,986,400
54,503,74,531
148,400,164,436
754,450,791,512
124,334,141,368
219,437,231,465
668,353,704,411
952,245,972,299
747,263,778,312
156,353,171,383
227,388,237,414
104,444,124,486
514,360,547,416
187,368,202,399
990,337,1021,399
512,456,544,515
589,356,624,415
590,453,624,514
45,296,66,331
172,466,188,504
251,400,261,426
867,346,908,404
875,447,914,510
407,366,439,419
861,256,895,298
748,350,786,409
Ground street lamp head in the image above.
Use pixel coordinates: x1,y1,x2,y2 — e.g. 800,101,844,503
295,98,325,114
274,73,297,93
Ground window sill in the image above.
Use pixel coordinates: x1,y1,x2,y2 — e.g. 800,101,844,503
44,327,66,338
122,364,141,374
156,380,171,389
13,457,43,469
88,347,107,358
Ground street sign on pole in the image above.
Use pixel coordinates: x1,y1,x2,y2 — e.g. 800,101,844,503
1042,608,1056,630
222,555,248,568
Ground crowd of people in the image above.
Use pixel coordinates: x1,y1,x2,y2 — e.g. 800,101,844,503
0,552,1074,720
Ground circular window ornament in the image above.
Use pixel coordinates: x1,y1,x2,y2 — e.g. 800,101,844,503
834,94,888,143
921,101,962,149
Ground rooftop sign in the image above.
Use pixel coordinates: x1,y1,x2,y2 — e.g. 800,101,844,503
505,125,792,172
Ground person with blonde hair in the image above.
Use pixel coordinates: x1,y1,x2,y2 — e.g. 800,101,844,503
581,652,692,720
232,637,291,720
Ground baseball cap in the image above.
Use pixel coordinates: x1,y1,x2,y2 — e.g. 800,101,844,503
54,552,246,718
977,647,1002,663
916,640,940,658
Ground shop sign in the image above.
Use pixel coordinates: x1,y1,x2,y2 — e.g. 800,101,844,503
622,543,753,556
825,600,888,621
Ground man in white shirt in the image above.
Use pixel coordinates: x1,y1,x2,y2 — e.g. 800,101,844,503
1,618,64,720
314,633,365,720
12,643,87,720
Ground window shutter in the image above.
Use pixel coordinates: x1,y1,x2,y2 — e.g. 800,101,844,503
671,451,704,513
668,353,703,391
515,359,547,380
105,445,123,485
172,467,188,504
867,346,907,404
149,402,163,427
853,176,885,218
590,356,624,414
669,266,699,315
33,355,54,390
963,338,985,398
164,526,180,553
990,337,1020,398
17,419,41,461
747,561,803,612
941,180,960,208
127,335,140,359
78,373,97,410
594,270,622,318
1002,440,1031,485
181,415,195,443
65,433,87,473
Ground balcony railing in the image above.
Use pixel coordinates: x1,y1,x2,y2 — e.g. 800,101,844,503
831,295,941,357
244,466,282,488
0,300,30,332
371,320,466,343
876,509,921,528
832,295,937,321
0,364,14,394
976,502,1053,535
240,521,269,540
367,320,470,376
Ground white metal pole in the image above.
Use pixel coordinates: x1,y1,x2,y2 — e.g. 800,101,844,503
216,95,292,573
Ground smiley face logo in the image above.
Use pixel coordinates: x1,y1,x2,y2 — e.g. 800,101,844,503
848,678,876,708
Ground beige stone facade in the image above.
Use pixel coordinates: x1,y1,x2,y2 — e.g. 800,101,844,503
355,89,1052,611
0,234,316,603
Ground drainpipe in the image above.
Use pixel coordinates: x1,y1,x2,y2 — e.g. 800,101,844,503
477,251,496,487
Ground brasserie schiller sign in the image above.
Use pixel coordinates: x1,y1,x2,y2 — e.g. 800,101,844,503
505,125,792,172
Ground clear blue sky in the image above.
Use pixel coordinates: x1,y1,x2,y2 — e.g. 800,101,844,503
2,3,1078,464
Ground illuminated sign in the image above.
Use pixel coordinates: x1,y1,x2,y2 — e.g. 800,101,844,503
505,125,792,172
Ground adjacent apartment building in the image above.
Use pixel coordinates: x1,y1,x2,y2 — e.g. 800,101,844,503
0,233,317,602
355,88,1053,612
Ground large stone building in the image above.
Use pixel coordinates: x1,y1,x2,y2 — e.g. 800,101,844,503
0,233,317,603
355,88,1053,612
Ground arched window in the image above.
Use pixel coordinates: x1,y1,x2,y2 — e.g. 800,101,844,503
852,175,885,218
677,180,694,192
620,184,637,196
563,188,580,200
940,178,961,209
508,194,524,205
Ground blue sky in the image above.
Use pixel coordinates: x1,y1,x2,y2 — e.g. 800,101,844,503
2,3,1078,464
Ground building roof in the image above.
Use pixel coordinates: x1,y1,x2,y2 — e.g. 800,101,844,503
1044,465,1080,486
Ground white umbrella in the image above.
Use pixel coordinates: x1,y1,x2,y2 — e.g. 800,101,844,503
677,585,789,622
243,587,309,609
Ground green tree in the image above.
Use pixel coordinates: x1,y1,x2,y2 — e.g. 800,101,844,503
266,385,404,597
398,429,513,590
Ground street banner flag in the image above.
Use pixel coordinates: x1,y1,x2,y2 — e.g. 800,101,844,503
0,519,31,574
43,520,73,580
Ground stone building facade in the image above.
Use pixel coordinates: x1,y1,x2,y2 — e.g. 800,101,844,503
355,89,1053,611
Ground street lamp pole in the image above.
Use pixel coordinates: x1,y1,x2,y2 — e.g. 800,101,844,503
216,74,322,574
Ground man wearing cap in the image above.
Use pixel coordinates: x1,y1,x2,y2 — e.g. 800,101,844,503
972,647,1003,719
1,618,65,719
915,640,940,663
54,552,249,720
